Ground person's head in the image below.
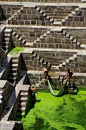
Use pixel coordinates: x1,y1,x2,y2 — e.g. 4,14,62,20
32,85,34,88
67,69,70,74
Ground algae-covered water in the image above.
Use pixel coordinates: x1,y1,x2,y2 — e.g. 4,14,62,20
22,89,86,130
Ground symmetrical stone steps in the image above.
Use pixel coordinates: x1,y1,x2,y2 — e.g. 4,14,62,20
8,57,19,85
24,51,51,71
2,29,13,52
12,31,26,47
58,54,78,72
61,7,86,27
33,28,80,49
7,6,24,25
35,6,54,26
50,54,77,71
33,30,51,48
7,5,52,26
36,5,78,26
34,49,77,67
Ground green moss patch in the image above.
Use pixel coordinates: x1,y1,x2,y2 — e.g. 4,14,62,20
22,90,86,130
9,47,25,55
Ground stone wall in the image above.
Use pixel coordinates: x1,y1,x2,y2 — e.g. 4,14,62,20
0,4,22,20
63,28,86,46
9,26,47,43
8,6,52,26
0,26,5,64
33,30,79,49
27,71,44,85
37,5,78,22
0,0,81,3
0,80,13,117
62,7,86,27
0,47,6,64
35,50,77,66
0,56,11,80
8,92,20,120
0,5,3,21
59,55,86,73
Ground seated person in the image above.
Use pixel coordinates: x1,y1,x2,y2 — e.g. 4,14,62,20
43,68,52,84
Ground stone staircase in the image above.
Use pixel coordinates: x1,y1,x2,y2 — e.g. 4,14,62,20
36,5,78,26
61,7,86,27
2,28,13,52
35,6,54,26
16,90,29,117
0,80,13,110
50,54,77,72
33,28,80,49
8,57,19,85
7,6,24,25
12,31,26,47
23,51,51,71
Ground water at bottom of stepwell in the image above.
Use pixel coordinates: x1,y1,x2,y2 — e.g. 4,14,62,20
21,88,86,130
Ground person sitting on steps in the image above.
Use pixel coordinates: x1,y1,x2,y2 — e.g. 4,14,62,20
65,69,73,87
43,67,52,84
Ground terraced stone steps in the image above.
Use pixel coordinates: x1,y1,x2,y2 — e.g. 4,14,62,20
61,7,86,27
2,29,13,52
12,31,26,47
33,28,80,49
35,6,54,26
36,5,78,26
16,90,29,117
23,51,51,71
8,57,19,85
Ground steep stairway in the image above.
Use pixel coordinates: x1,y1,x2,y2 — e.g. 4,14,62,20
16,90,29,117
32,28,80,49
2,29,13,52
8,57,19,86
12,31,26,47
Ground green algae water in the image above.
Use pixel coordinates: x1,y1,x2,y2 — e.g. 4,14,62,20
22,89,86,130
9,47,24,55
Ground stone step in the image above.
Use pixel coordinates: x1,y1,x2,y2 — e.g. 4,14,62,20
2,38,10,41
2,41,9,45
9,72,17,76
50,19,54,23
12,32,17,37
20,90,28,93
12,59,18,63
22,40,26,44
8,77,17,81
4,29,13,33
20,97,27,102
53,21,61,26
0,91,3,95
15,35,20,39
24,42,33,47
4,33,11,37
18,37,23,42
12,64,18,68
16,112,25,116
20,92,28,97
18,102,27,107
18,107,26,112
10,68,17,72
12,57,19,60
80,44,86,49
2,45,8,49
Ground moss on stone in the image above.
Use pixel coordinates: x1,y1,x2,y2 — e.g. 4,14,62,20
9,47,25,55
22,89,86,130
